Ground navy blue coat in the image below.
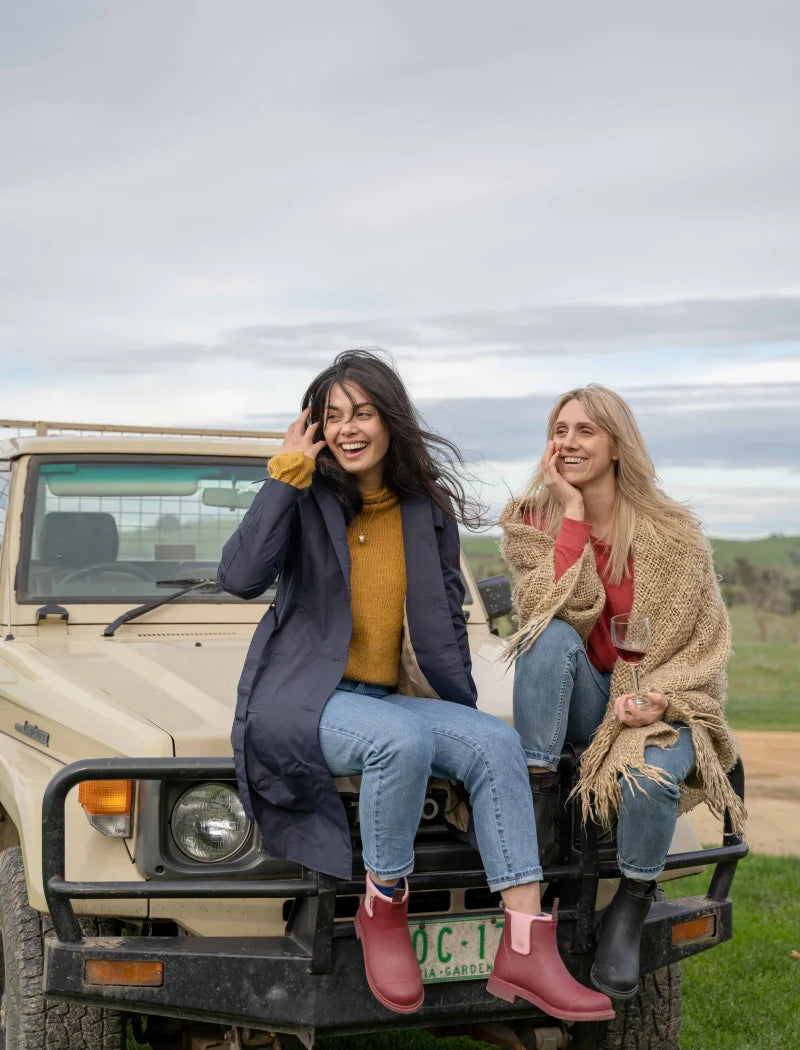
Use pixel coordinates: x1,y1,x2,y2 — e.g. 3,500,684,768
218,473,477,879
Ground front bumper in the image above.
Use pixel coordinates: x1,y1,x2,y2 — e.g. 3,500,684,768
42,756,747,1040
44,895,731,1041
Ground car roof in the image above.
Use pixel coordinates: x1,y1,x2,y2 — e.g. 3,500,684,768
0,420,285,462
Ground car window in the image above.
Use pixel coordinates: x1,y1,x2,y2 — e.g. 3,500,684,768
20,455,272,602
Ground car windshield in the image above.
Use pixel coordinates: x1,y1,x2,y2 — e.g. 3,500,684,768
19,455,272,603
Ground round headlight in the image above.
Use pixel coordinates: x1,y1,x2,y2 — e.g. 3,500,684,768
171,783,250,863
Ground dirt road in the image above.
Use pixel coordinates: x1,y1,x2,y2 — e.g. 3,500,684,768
689,730,800,856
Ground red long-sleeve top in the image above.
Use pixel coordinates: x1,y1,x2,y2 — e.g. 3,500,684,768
524,514,634,673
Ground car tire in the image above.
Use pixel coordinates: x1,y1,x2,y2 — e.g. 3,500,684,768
567,962,682,1050
0,845,126,1050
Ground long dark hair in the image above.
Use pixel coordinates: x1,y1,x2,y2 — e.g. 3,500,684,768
301,349,482,527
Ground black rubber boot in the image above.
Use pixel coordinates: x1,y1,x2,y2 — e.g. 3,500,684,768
590,877,657,999
529,770,561,866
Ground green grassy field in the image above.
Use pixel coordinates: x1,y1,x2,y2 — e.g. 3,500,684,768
710,533,800,575
667,854,800,1049
460,531,800,583
460,533,507,581
725,606,800,730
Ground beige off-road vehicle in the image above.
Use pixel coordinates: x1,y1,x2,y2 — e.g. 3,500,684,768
0,420,745,1050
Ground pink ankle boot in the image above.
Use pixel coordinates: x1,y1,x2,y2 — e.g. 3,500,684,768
354,875,424,1014
487,905,615,1022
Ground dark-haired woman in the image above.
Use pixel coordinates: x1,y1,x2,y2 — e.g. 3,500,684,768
219,351,613,1020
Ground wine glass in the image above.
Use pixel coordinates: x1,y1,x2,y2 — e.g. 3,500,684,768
610,613,652,710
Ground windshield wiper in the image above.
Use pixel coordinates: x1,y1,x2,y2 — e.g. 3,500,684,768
103,578,221,638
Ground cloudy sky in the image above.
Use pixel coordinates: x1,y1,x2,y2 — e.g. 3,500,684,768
2,0,798,536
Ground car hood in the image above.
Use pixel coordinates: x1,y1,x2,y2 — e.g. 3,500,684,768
8,627,254,759
7,625,512,763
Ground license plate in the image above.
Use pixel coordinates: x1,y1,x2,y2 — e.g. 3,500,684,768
409,914,504,983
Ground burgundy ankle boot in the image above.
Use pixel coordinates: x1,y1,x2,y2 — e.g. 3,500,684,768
487,905,615,1022
354,875,424,1014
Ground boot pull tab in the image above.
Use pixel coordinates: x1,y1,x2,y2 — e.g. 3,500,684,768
392,887,404,904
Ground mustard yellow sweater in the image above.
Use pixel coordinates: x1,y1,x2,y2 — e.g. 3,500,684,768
268,451,406,685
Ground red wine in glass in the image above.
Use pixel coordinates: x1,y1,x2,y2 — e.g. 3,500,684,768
613,644,648,665
610,614,652,709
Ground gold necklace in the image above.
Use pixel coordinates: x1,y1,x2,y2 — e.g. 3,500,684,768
356,503,380,544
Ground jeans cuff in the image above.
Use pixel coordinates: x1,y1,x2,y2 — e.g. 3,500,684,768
618,861,664,880
487,868,543,893
524,748,559,771
362,857,415,881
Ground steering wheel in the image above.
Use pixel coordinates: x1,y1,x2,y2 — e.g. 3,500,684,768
57,562,155,587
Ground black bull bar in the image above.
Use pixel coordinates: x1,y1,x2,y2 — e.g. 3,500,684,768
41,756,747,1037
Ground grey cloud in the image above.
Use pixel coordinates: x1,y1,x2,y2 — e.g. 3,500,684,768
223,296,800,359
416,382,800,470
67,295,800,373
3,0,799,333
232,382,800,472
705,488,800,539
2,0,799,381
233,381,800,471
403,297,800,355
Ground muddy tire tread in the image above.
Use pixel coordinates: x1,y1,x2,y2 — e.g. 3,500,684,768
600,963,682,1050
0,846,125,1050
566,963,682,1050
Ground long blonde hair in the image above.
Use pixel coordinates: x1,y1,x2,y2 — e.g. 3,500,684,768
519,385,700,584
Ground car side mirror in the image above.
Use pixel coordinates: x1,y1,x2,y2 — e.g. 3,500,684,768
477,574,512,622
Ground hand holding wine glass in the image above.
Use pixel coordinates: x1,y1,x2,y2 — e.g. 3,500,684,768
610,613,652,710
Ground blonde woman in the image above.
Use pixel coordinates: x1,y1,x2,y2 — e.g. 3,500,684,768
500,384,744,1000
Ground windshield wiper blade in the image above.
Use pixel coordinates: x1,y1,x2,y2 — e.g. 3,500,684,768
103,578,221,638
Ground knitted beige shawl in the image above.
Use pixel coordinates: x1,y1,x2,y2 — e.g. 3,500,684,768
499,500,746,836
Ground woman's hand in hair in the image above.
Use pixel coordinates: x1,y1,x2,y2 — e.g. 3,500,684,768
612,691,668,728
279,408,328,460
541,440,584,519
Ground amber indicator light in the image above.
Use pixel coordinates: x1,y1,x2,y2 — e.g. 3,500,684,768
78,780,133,816
84,960,164,986
671,915,717,946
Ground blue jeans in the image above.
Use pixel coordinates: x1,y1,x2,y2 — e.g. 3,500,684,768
318,679,542,891
512,619,697,879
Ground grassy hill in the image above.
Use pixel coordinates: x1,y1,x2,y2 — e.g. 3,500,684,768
461,532,800,582
711,533,800,574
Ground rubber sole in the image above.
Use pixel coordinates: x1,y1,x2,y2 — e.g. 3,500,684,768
354,912,425,1014
487,974,616,1022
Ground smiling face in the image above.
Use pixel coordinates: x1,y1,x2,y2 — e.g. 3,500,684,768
552,398,617,492
323,381,391,491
